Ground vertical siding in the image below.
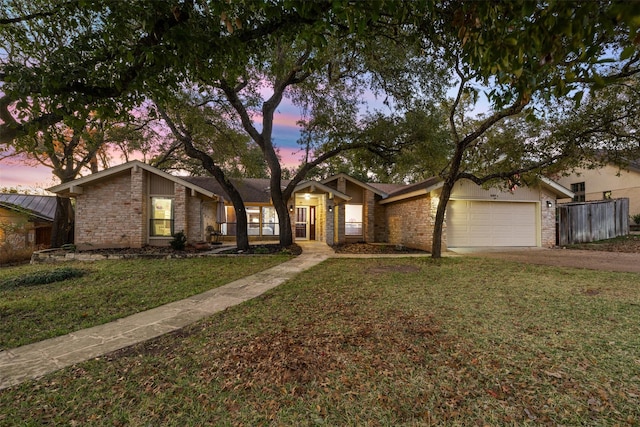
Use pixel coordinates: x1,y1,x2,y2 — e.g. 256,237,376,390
557,199,629,245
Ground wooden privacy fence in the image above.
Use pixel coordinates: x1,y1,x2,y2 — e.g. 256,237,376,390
557,198,629,246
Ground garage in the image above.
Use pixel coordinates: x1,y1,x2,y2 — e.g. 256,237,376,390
447,200,538,247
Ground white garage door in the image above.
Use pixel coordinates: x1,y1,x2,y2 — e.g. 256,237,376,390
447,201,537,247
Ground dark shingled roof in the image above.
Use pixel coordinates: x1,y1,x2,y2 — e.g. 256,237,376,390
182,177,292,204
0,194,57,221
384,177,442,198
368,182,410,195
184,176,445,203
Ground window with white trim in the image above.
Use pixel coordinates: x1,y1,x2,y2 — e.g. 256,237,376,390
150,197,174,236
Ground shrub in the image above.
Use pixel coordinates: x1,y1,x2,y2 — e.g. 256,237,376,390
253,246,270,254
1,267,86,290
632,213,640,225
170,231,187,250
0,243,34,265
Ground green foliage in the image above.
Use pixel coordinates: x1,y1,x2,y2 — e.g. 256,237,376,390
0,256,290,348
632,214,640,225
169,231,187,250
0,267,86,290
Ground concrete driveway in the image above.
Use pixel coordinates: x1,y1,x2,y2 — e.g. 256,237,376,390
449,247,640,273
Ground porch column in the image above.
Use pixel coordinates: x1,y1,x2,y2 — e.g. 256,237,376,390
326,197,335,245
336,177,346,244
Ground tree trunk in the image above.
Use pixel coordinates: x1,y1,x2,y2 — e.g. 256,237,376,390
431,179,454,258
205,167,250,251
50,196,73,248
233,202,250,251
275,201,293,246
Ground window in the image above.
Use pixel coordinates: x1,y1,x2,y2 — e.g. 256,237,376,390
150,197,174,236
571,182,585,202
261,206,279,236
603,190,612,200
246,207,260,235
345,204,363,236
222,206,279,236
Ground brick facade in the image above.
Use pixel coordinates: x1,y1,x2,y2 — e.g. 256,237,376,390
60,163,562,251
73,168,211,250
384,194,444,252
540,191,556,247
363,189,375,242
75,171,140,249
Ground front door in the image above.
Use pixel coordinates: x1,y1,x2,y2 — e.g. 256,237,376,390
295,207,308,239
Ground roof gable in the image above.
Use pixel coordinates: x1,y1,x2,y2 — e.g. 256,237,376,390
47,160,218,199
294,181,351,202
379,177,443,204
321,173,390,197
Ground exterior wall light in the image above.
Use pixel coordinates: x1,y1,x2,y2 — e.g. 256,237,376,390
289,204,294,212
546,200,553,208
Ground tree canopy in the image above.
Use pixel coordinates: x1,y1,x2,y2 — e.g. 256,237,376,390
2,0,640,254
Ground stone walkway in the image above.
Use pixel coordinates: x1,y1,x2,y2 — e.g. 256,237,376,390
0,241,335,390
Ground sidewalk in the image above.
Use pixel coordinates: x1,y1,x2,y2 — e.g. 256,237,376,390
0,242,334,390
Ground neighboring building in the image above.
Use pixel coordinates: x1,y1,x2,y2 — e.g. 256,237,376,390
554,161,640,217
48,160,572,251
0,194,57,248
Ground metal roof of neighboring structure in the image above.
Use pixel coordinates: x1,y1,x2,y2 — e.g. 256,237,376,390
0,194,57,221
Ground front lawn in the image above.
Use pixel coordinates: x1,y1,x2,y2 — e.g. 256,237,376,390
0,255,290,349
1,257,638,425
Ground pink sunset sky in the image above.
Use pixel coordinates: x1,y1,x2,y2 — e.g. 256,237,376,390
0,102,311,193
1,89,399,193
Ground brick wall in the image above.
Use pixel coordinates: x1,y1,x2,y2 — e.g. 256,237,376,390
174,185,187,238
384,195,444,251
130,166,145,248
363,189,375,242
540,192,556,247
75,171,140,249
373,194,387,242
186,192,204,243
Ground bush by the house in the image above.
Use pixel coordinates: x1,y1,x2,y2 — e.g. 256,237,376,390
1,267,86,290
170,231,187,250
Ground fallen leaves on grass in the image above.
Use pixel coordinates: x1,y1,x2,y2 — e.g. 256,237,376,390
214,310,441,394
568,234,640,253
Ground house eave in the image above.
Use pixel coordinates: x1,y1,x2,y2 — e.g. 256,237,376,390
380,182,444,204
294,181,352,202
47,160,219,200
321,173,389,198
540,176,574,198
